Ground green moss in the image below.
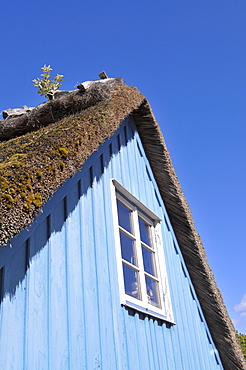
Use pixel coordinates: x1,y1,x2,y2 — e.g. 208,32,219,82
0,177,9,192
2,172,12,178
20,173,32,185
22,191,42,210
26,192,35,203
0,193,14,203
58,161,65,170
23,202,31,211
0,193,15,209
26,184,32,191
46,152,54,159
23,192,34,211
19,184,27,191
49,166,56,175
21,141,34,148
33,193,42,208
58,147,69,158
0,153,28,171
35,170,42,179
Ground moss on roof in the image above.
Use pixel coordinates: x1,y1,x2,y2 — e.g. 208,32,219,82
0,81,144,245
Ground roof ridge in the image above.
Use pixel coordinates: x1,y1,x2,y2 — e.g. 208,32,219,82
0,77,124,142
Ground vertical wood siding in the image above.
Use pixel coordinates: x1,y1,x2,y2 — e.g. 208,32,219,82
0,117,223,369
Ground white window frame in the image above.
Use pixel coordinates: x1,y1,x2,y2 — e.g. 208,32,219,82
111,179,174,323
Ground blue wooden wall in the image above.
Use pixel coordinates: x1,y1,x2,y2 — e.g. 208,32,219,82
0,117,223,369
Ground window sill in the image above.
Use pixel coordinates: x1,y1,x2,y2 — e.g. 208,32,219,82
124,300,175,324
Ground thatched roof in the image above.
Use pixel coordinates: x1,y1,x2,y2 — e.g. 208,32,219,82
0,78,245,369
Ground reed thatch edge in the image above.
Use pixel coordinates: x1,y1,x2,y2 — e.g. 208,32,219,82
133,100,246,370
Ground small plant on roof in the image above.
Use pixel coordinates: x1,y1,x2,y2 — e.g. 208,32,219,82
32,64,64,99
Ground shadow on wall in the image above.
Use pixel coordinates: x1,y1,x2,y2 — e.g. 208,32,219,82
0,120,135,304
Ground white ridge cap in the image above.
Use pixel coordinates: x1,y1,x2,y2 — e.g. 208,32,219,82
79,78,115,90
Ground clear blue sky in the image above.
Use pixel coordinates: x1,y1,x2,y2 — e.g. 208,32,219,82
1,1,245,334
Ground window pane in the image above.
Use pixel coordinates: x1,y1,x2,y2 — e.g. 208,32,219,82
123,264,141,300
117,201,132,234
142,246,156,276
145,276,161,308
120,231,137,266
138,217,151,246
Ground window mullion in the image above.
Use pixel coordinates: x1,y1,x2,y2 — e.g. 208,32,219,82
133,209,147,306
152,224,166,311
111,185,127,303
141,240,155,252
119,226,136,240
144,271,159,281
122,259,140,271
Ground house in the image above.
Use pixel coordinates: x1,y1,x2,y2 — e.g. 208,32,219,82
0,77,245,369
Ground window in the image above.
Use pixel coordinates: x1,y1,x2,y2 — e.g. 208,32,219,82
111,180,174,322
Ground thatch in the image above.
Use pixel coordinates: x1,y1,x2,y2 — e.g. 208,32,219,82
0,79,245,369
0,79,143,244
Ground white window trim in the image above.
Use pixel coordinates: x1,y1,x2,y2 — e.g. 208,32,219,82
111,179,174,323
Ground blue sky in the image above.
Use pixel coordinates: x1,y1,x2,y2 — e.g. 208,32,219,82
1,1,246,334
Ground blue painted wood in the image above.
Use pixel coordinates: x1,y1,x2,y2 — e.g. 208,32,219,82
0,116,224,369
102,144,129,370
24,220,49,369
49,199,69,369
0,244,27,369
80,168,101,369
65,183,86,369
92,155,117,368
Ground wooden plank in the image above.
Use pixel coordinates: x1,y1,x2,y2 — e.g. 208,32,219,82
65,182,86,369
152,320,169,370
91,155,117,368
49,200,69,369
0,243,27,369
147,318,162,370
79,169,101,369
134,315,152,370
173,252,196,369
102,144,129,369
162,231,184,369
122,308,141,369
24,220,49,369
